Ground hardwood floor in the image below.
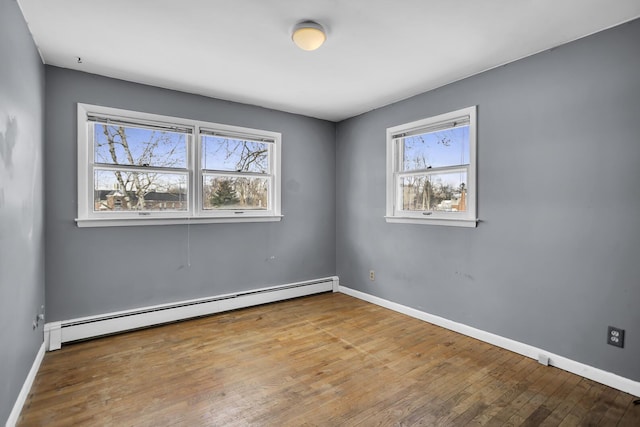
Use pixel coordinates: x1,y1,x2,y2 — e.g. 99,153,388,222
18,293,640,426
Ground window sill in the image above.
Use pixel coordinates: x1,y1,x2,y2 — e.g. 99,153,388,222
384,216,477,228
76,215,283,228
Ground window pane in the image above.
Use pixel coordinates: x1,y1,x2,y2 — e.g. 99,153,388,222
94,124,187,168
203,175,268,210
400,172,468,212
94,170,188,212
202,136,268,173
403,125,469,171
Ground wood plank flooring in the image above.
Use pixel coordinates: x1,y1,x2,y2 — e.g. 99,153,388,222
18,293,640,426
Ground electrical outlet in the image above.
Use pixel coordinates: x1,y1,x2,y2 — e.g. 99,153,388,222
607,326,624,348
369,270,375,281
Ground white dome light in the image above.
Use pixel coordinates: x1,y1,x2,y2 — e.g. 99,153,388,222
292,21,326,51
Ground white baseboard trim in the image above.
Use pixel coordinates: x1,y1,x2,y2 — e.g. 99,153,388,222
6,342,45,427
44,277,338,351
338,285,640,398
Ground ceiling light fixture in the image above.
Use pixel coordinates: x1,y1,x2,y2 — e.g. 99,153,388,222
292,21,326,51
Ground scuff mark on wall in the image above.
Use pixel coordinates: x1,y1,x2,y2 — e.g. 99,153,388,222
0,110,40,241
0,115,18,172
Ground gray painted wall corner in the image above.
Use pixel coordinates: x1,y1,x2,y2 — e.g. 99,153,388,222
0,0,46,423
335,18,640,382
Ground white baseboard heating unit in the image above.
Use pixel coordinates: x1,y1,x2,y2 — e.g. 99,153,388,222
44,276,338,351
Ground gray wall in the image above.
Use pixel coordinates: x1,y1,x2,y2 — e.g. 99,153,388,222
0,0,46,423
336,19,640,381
45,67,336,321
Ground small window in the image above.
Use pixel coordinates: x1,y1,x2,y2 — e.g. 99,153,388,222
91,118,190,215
386,106,477,227
200,132,272,212
77,104,281,227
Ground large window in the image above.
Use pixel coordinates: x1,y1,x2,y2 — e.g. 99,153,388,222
77,104,281,227
386,106,477,227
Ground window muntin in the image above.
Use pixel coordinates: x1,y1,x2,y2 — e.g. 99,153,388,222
77,104,281,226
386,106,477,227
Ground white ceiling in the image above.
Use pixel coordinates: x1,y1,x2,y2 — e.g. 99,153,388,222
17,0,640,122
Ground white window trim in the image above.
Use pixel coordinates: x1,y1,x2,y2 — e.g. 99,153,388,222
385,106,477,227
76,103,282,227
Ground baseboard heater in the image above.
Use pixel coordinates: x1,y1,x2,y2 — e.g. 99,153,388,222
44,276,338,351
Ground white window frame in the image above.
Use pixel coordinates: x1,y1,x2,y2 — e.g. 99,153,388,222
385,106,477,227
76,103,282,227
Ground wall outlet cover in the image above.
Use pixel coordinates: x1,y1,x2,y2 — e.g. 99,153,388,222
607,326,624,348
